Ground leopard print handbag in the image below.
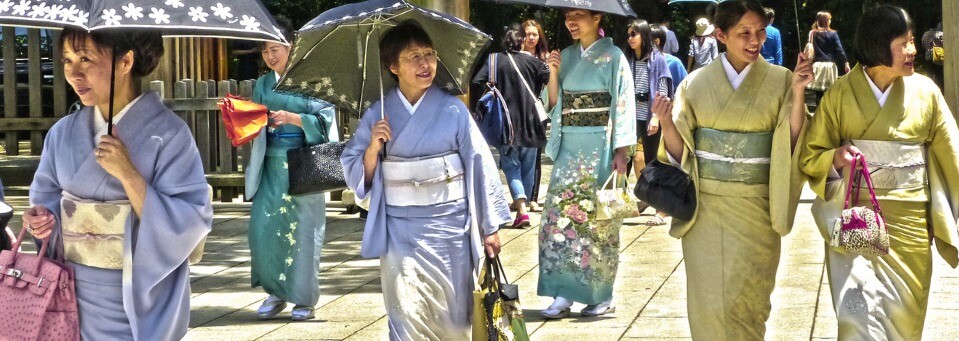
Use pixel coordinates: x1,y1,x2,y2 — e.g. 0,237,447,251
831,154,889,258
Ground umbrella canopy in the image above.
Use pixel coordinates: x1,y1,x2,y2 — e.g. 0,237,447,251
274,0,492,117
480,0,636,17
0,0,286,42
667,0,719,4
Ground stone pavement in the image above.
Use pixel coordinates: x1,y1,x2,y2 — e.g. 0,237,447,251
177,185,959,341
4,187,958,340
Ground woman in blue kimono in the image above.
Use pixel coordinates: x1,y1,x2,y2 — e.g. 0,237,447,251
341,21,511,339
246,17,337,322
22,29,212,340
538,8,636,319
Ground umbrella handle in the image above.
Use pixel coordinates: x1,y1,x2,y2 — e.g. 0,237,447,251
107,43,117,137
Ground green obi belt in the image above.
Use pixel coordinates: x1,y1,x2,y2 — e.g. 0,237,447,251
694,128,773,184
561,91,611,127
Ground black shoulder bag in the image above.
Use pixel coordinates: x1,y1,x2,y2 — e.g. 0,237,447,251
287,117,348,196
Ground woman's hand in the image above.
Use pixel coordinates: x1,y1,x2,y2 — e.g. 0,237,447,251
270,110,302,127
792,52,814,91
22,205,56,239
651,93,674,128
97,130,140,183
547,49,562,73
484,232,501,258
833,144,862,170
844,63,851,74
366,119,392,156
612,147,629,174
647,117,660,136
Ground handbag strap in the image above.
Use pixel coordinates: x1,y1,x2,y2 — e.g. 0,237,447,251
488,53,497,86
842,154,882,213
601,172,627,190
506,53,541,105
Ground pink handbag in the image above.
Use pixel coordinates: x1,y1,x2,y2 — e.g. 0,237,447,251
830,154,890,258
0,228,79,340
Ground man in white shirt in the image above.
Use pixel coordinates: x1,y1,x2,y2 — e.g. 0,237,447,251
660,18,680,55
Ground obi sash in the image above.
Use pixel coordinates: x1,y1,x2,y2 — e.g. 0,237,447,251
60,192,131,269
561,91,611,127
849,140,927,191
381,152,466,206
695,128,773,184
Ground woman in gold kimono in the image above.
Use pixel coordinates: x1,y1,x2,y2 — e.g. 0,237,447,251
655,1,812,339
800,6,959,339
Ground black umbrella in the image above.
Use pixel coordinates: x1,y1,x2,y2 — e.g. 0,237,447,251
480,0,636,17
0,0,288,133
273,0,492,117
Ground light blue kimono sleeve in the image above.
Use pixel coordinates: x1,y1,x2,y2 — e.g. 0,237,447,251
29,116,69,224
124,122,213,340
453,100,511,236
341,104,388,258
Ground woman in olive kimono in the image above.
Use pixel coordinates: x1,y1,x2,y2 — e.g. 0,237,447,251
800,6,959,339
23,29,212,340
537,8,635,319
246,19,337,321
341,22,510,339
656,1,812,339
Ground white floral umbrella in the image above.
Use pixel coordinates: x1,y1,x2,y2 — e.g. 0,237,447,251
0,0,286,42
0,0,287,134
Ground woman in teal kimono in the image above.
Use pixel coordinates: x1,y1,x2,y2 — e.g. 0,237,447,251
538,8,636,319
246,19,337,321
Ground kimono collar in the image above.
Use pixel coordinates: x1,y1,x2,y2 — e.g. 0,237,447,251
274,71,281,83
579,37,612,58
862,67,893,108
92,93,145,143
395,87,430,115
719,53,754,90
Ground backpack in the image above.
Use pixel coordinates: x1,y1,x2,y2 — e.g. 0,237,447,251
473,54,513,147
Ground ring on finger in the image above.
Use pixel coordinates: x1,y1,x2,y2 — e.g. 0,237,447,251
96,148,102,157
26,223,34,232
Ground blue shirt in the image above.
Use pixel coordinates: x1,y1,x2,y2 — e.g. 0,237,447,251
762,25,783,65
663,53,687,91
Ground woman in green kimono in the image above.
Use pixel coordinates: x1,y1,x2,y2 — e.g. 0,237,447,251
537,8,635,319
800,6,959,339
245,18,337,321
656,1,812,339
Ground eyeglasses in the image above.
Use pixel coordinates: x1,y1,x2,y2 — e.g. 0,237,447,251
628,32,639,38
400,49,438,65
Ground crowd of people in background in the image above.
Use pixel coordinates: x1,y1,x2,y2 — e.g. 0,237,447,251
1,0,952,340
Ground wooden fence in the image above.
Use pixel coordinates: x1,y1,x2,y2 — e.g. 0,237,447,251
152,79,253,202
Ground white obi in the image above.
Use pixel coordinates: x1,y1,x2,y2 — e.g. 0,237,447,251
380,152,465,206
60,192,132,269
850,140,927,191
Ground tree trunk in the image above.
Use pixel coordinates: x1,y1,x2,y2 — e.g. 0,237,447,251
944,0,958,116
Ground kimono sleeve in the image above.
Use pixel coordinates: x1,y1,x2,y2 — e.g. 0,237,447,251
301,99,337,145
127,124,213,340
657,77,697,173
609,53,637,152
29,117,70,223
799,88,843,199
927,86,959,267
342,106,379,200
455,100,511,236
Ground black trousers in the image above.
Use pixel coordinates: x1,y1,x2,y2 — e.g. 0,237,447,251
627,119,662,175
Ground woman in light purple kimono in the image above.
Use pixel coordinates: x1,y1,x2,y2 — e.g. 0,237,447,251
21,29,212,340
341,21,511,339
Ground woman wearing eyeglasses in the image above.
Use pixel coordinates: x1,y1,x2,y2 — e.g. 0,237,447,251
341,20,510,339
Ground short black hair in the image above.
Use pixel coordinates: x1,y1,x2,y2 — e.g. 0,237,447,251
854,5,914,68
260,16,294,50
711,0,767,33
502,23,524,53
651,25,667,51
625,19,655,60
380,20,433,82
59,28,163,79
